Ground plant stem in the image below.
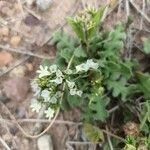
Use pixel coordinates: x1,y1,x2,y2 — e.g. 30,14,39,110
140,111,149,130
106,126,114,150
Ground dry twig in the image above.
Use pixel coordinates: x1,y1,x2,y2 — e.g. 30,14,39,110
140,0,146,29
0,118,82,126
0,44,55,59
24,6,41,20
129,0,150,23
106,126,114,150
0,136,11,150
126,0,130,20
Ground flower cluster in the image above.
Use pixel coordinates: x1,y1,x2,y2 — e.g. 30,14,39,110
66,80,82,97
31,59,98,119
73,7,98,31
76,59,98,73
31,64,64,119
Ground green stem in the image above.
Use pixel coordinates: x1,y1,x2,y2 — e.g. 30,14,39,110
140,111,149,130
60,54,75,103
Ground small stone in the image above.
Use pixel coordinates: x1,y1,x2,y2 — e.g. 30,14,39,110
10,35,21,48
14,3,22,12
0,27,9,36
37,134,53,150
3,77,29,102
1,6,14,16
24,15,40,26
26,0,35,7
26,63,33,71
0,51,13,67
9,65,26,77
36,0,52,11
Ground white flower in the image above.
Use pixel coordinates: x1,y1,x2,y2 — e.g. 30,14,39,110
50,96,57,103
86,59,99,69
56,69,63,77
41,89,50,101
70,88,77,95
50,77,63,85
49,64,57,73
76,63,88,72
31,81,41,96
31,99,42,113
76,59,98,73
45,107,55,119
70,88,82,97
76,90,83,97
37,65,50,78
66,80,75,89
65,69,73,75
55,91,63,98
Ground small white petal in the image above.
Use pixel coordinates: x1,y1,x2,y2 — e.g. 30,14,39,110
50,77,63,85
87,59,98,69
66,80,75,89
45,108,55,119
37,65,50,78
76,90,83,97
55,91,63,98
50,96,57,103
56,69,63,77
76,59,98,73
49,64,57,73
31,99,42,113
65,69,73,75
41,89,50,101
70,88,77,95
31,81,41,97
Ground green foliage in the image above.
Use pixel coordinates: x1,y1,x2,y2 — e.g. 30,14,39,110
103,24,126,52
89,95,109,121
32,6,150,149
139,100,150,132
83,123,104,143
136,72,150,99
124,135,150,150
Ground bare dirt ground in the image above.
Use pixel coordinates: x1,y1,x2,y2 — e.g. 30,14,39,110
0,0,150,150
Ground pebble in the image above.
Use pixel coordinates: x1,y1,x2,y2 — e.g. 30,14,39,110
10,35,21,48
3,77,29,102
0,51,13,67
36,0,53,11
37,134,53,150
0,27,9,36
9,65,26,77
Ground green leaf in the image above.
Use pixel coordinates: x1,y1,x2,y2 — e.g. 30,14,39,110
74,47,87,58
84,123,104,143
89,95,108,121
136,72,150,98
60,48,73,62
51,31,77,51
103,24,126,52
66,17,84,41
67,94,82,108
41,59,52,67
105,78,134,101
143,38,150,54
